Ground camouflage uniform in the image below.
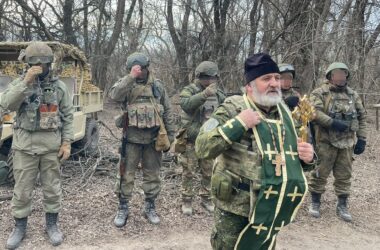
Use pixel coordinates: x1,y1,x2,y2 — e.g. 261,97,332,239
309,82,367,195
196,94,311,249
179,79,225,206
0,42,74,249
282,88,300,100
308,62,367,221
109,53,174,226
278,63,300,110
1,70,73,220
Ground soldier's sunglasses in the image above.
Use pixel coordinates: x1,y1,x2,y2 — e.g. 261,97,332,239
27,56,53,65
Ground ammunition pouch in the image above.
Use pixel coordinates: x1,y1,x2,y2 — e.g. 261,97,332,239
127,101,163,129
328,111,359,132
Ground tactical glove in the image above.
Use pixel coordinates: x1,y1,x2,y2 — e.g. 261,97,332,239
284,96,300,109
330,119,349,132
353,138,366,155
58,141,71,162
203,83,217,97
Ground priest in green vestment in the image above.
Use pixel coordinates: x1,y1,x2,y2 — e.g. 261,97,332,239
195,53,315,250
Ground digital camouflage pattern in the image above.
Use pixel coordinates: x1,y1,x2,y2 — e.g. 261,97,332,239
179,79,225,202
179,143,213,201
179,80,225,142
309,82,367,196
196,94,310,249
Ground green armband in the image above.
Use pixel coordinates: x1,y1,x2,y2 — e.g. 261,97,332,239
218,117,247,144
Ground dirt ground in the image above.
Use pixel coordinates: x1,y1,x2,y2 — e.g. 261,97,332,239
0,102,379,250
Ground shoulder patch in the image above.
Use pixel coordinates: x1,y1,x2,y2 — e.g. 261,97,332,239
202,118,219,132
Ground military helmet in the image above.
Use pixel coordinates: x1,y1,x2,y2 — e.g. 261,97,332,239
24,41,54,65
195,61,219,78
278,63,295,78
126,52,150,69
325,62,350,79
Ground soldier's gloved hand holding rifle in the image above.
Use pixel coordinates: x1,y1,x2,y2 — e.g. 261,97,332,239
23,66,43,85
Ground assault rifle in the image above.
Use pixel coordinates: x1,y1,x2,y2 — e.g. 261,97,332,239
119,112,128,199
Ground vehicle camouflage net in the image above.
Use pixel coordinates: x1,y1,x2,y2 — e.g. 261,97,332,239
0,41,99,92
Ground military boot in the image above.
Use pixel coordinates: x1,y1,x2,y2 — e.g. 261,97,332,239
201,197,214,213
308,192,321,218
143,198,160,225
6,217,27,250
114,198,129,227
181,198,192,216
45,213,63,246
336,195,352,222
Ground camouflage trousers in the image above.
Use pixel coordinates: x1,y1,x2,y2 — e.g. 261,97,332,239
115,142,162,200
178,142,213,201
309,141,353,196
211,208,277,250
11,150,62,218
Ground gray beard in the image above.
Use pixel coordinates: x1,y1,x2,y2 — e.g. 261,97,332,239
251,82,282,107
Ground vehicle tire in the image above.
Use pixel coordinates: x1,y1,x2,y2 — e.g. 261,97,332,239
73,118,100,156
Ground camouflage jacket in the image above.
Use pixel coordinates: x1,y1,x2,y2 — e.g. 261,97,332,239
179,81,225,142
195,95,311,217
310,82,367,148
0,77,74,155
109,73,175,144
282,88,300,100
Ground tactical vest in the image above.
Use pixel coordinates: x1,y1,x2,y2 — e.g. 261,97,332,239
214,96,263,183
320,84,359,148
126,82,163,129
15,80,61,132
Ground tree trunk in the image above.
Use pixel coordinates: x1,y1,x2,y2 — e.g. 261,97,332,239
63,0,78,46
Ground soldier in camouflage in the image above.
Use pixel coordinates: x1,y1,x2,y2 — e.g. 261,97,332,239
0,42,74,249
308,62,367,222
109,52,175,227
178,61,225,215
278,63,301,110
195,53,314,249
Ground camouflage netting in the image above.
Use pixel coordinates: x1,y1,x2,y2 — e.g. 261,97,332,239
0,63,23,78
60,64,100,92
0,41,100,92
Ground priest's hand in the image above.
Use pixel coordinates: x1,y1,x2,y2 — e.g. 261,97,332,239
237,109,261,128
297,139,314,163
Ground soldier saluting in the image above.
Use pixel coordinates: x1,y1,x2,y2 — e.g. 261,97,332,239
109,52,175,227
1,42,74,249
308,62,367,222
195,53,314,249
178,61,225,215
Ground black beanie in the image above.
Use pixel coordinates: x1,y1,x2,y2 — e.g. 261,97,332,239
244,53,279,84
